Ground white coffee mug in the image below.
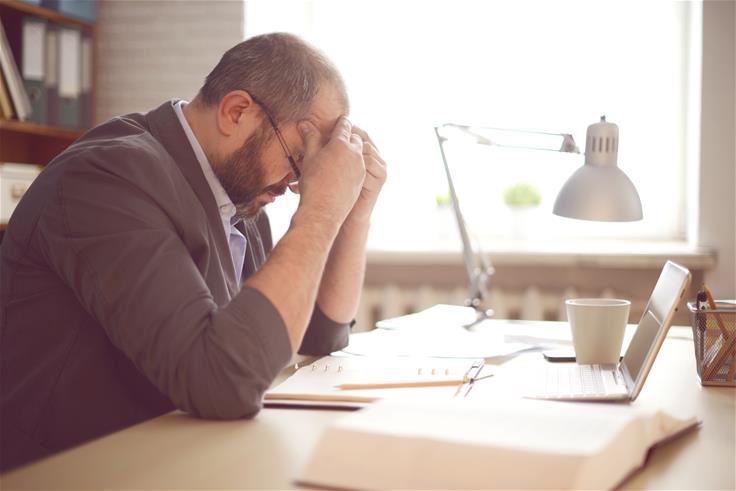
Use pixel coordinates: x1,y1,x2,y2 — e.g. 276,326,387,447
566,298,631,365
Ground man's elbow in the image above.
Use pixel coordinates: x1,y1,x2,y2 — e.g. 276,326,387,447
189,396,263,420
178,377,268,420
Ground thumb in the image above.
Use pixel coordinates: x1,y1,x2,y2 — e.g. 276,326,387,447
298,120,321,157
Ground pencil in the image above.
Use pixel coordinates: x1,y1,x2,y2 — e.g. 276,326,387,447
703,286,728,336
336,379,469,390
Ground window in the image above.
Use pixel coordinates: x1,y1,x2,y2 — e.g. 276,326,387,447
245,1,701,252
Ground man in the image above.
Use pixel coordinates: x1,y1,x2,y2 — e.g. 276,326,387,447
0,33,386,471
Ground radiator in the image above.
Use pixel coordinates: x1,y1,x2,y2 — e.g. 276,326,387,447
355,285,620,332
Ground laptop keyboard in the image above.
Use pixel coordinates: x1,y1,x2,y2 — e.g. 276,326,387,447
544,364,609,397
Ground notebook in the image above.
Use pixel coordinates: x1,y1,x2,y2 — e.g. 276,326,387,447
264,355,486,409
529,260,691,401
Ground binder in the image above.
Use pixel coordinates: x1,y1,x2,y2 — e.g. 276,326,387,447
45,25,58,126
79,33,92,128
57,27,81,128
20,17,47,124
0,19,32,120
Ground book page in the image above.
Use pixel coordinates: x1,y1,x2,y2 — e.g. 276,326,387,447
338,398,668,454
300,397,699,490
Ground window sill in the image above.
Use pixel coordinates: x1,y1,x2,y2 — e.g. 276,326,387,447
367,240,716,270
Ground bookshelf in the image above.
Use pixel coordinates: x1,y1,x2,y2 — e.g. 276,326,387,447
0,0,95,166
0,0,95,235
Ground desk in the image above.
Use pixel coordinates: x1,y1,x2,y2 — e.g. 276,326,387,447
2,323,734,490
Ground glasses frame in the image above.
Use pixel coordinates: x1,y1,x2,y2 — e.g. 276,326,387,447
249,95,301,184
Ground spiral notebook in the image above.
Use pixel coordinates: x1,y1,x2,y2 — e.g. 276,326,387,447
264,356,486,409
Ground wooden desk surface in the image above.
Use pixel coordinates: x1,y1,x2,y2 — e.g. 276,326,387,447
3,324,734,490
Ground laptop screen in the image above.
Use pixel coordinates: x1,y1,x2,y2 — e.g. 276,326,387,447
621,261,691,388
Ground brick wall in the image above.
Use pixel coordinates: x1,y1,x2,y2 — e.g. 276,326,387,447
95,0,244,123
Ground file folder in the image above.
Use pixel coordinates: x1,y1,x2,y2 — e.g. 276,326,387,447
57,27,81,128
21,17,47,124
80,33,92,128
45,25,58,126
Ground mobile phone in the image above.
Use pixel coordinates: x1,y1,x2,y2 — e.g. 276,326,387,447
542,349,577,362
542,350,623,363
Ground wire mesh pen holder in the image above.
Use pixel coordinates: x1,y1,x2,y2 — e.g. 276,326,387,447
688,302,736,386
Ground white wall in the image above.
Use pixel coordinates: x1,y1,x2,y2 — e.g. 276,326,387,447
700,0,736,297
95,0,244,123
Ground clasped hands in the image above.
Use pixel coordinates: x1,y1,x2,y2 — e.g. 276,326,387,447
294,116,387,226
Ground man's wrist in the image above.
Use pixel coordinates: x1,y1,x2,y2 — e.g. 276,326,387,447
341,211,371,233
343,199,377,227
291,205,342,242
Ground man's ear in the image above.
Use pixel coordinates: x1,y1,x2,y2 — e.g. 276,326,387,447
216,90,258,137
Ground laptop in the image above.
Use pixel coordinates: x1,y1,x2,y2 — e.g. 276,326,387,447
529,260,691,402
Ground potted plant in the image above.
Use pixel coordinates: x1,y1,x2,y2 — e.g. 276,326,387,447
503,182,541,239
435,190,455,240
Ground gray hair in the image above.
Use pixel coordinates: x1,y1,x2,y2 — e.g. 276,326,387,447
196,32,348,123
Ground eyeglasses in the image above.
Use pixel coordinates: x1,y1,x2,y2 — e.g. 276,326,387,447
250,95,301,184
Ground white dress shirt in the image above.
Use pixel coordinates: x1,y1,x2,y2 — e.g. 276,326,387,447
173,100,246,284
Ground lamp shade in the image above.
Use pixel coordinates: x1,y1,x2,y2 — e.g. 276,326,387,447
553,117,643,222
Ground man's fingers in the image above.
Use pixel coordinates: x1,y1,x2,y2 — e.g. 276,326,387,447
352,126,378,151
330,116,353,142
361,141,381,159
298,120,322,157
350,132,364,151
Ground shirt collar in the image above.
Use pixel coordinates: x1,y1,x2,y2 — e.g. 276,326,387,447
173,100,237,222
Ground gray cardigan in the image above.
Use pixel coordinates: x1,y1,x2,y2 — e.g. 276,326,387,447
0,100,349,471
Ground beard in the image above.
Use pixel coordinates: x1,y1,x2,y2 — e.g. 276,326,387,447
210,122,289,219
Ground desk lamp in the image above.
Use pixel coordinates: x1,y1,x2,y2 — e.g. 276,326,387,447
433,116,642,327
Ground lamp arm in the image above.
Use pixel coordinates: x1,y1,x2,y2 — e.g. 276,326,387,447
433,126,489,309
442,123,580,154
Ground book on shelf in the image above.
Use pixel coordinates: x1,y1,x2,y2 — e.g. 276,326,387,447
0,19,32,121
0,70,15,118
0,6,93,128
264,355,486,409
298,397,699,490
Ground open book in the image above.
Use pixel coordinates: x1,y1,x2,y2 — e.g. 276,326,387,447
264,355,485,408
298,397,699,490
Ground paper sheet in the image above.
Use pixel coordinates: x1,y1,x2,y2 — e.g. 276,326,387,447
345,304,567,358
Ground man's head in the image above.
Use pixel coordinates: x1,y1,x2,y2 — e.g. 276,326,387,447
189,32,349,218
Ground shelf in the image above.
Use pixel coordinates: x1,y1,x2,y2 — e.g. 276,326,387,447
0,119,84,165
0,0,94,31
0,118,83,140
